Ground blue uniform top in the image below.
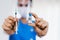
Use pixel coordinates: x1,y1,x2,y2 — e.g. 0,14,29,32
9,19,37,40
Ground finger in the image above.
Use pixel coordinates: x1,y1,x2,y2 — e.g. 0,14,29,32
16,18,18,22
32,13,38,19
2,24,11,31
28,23,36,27
6,30,15,34
5,18,13,24
41,22,48,28
35,18,43,23
38,21,47,28
37,21,43,27
5,18,15,26
4,21,12,29
8,16,16,22
36,21,44,29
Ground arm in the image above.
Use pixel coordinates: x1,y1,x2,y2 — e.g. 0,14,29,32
29,13,48,37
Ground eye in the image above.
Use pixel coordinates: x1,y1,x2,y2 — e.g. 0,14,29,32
25,4,28,7
19,4,23,7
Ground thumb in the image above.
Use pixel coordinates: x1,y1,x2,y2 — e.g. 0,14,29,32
14,18,18,22
28,23,36,27
16,18,18,22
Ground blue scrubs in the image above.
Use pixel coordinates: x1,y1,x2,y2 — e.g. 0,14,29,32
9,20,37,40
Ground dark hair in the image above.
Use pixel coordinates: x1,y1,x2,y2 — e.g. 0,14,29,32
30,0,32,3
30,0,32,6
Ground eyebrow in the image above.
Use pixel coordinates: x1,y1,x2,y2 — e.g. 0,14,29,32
18,3,28,7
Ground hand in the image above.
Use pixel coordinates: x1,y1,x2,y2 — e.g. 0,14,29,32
2,16,18,34
29,13,48,30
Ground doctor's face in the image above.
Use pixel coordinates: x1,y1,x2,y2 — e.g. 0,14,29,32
18,0,29,7
18,0,31,18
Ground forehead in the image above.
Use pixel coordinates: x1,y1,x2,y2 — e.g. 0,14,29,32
18,0,29,4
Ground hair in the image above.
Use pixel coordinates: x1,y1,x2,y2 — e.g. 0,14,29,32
30,0,32,3
30,0,32,6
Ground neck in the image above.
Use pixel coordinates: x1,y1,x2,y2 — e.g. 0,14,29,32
21,17,27,24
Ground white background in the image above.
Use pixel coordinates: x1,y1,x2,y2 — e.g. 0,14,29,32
0,0,60,40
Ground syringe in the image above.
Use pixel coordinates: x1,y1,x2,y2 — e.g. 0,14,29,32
15,12,18,34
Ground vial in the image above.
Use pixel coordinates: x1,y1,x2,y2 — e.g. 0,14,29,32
28,13,32,23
